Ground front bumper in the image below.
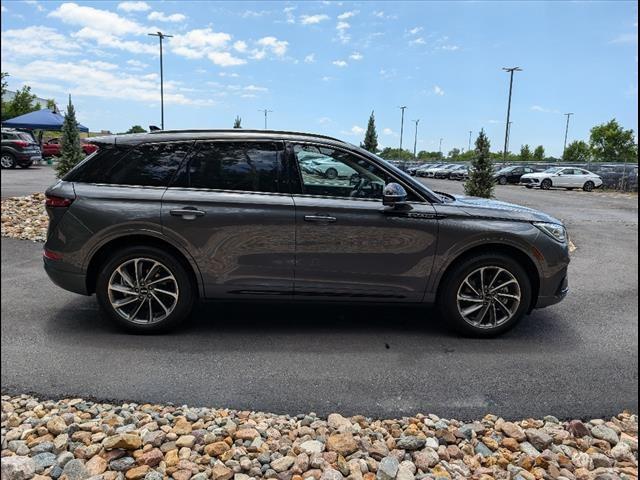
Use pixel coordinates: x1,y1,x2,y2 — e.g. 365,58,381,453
535,273,569,308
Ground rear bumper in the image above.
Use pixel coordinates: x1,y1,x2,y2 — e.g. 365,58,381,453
44,258,89,295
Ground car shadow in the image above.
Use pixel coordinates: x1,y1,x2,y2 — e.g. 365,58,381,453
43,296,581,356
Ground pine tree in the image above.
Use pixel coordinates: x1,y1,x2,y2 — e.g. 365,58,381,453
361,110,378,153
464,129,494,198
533,145,545,162
56,95,85,178
519,144,532,162
233,116,242,128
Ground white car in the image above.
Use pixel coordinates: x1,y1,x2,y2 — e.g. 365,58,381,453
520,166,603,192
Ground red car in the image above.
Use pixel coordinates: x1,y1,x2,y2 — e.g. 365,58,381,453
42,138,98,158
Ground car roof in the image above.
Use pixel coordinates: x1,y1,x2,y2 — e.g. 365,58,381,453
87,129,355,149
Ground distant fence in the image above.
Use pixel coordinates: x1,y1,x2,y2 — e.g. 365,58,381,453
390,160,639,192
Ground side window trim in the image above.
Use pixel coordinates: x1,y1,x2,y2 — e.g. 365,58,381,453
285,141,429,202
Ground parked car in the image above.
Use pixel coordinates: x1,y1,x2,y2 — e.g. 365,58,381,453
433,164,461,179
520,166,603,191
407,163,428,176
44,129,570,337
42,138,99,158
493,165,538,185
449,166,470,181
1,128,42,169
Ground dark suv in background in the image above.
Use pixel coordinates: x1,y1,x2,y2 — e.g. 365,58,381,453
1,128,42,169
43,130,570,336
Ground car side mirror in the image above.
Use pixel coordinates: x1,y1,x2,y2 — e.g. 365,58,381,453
382,182,408,208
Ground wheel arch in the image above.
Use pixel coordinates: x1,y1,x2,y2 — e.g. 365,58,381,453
434,243,541,312
85,233,203,297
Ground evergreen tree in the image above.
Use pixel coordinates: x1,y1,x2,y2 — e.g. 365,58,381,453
361,110,378,153
464,130,494,198
519,144,532,162
533,145,545,162
233,116,242,128
56,95,85,178
126,125,147,134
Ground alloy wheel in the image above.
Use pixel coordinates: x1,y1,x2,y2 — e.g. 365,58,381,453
456,266,521,329
107,258,179,325
584,181,594,192
1,155,15,169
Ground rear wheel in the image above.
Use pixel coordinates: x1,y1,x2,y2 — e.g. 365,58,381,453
583,181,595,192
325,167,338,180
498,176,507,185
438,253,532,337
540,178,552,190
96,246,195,333
1,153,16,169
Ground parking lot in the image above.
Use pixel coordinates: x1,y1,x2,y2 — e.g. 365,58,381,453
1,166,637,419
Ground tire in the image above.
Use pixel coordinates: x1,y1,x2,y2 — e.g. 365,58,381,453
1,153,16,169
525,185,534,189
583,181,595,192
325,168,338,180
95,246,196,333
540,178,552,190
498,176,507,185
437,252,532,337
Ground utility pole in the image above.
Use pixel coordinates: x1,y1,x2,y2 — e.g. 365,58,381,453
438,138,443,156
506,121,513,160
148,31,173,130
468,130,473,152
258,109,273,129
412,119,420,158
398,106,407,150
563,112,574,158
502,67,522,161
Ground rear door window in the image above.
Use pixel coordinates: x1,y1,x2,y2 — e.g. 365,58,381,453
171,141,284,193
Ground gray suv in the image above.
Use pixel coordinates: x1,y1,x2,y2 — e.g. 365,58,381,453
43,130,570,336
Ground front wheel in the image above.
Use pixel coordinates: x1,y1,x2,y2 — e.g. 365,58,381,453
1,153,16,169
325,167,338,180
96,246,195,333
540,179,552,190
498,176,507,185
583,181,595,192
438,253,532,337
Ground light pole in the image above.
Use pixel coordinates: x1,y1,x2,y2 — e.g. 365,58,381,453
468,130,473,152
438,138,443,157
506,121,513,160
148,31,173,130
502,67,522,161
398,106,407,150
563,112,574,158
258,109,273,129
412,119,419,158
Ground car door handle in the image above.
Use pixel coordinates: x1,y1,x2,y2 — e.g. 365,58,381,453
170,208,205,220
304,215,337,223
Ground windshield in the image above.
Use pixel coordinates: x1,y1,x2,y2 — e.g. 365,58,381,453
496,166,515,173
544,167,563,174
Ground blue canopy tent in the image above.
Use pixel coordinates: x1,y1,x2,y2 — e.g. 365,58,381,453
2,109,89,132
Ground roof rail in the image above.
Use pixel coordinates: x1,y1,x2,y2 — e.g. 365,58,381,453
147,128,346,143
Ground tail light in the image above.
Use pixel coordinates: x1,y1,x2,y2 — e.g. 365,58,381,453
45,194,74,208
12,140,29,148
43,248,63,260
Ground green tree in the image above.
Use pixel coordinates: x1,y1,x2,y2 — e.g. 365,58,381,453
55,96,85,178
417,150,442,160
448,148,461,160
563,140,591,163
126,125,147,134
379,147,414,160
589,119,637,163
2,84,40,121
361,110,378,153
464,130,494,198
0,72,9,121
519,144,532,162
46,99,57,111
533,145,545,162
233,116,242,128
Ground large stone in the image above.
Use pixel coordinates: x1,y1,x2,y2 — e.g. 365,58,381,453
46,417,68,436
62,459,89,480
204,441,230,457
413,448,439,471
271,456,295,473
1,456,36,480
300,440,325,455
320,468,343,480
103,434,142,451
235,429,260,441
525,429,553,451
328,414,352,431
211,464,234,480
85,456,107,476
125,465,150,480
590,425,619,446
396,461,415,480
395,436,426,451
326,433,358,456
376,456,399,480
567,420,590,438
109,457,136,472
176,435,196,448
172,419,193,436
501,423,526,442
32,453,57,473
138,448,163,467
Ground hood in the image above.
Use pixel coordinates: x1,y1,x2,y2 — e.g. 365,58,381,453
444,193,562,224
520,172,549,179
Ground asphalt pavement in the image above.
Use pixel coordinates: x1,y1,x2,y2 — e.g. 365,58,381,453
1,171,637,420
1,164,58,199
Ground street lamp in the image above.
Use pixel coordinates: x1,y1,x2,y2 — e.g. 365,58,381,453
412,119,419,158
502,67,522,161
148,31,173,130
258,109,273,129
398,106,407,150
563,113,574,159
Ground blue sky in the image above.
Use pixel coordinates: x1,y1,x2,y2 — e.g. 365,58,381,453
1,0,637,156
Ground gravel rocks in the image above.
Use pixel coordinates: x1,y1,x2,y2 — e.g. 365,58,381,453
1,194,48,242
1,395,637,480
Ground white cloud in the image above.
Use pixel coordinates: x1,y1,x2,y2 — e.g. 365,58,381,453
433,85,445,96
73,28,157,55
24,0,46,12
488,119,502,124
117,1,150,12
233,40,248,52
372,11,397,19
304,53,315,63
409,37,426,46
300,14,330,25
439,45,460,51
383,128,396,136
80,59,119,70
1,5,7,12
207,51,246,67
147,11,186,23
610,33,638,44
336,21,351,44
219,72,239,77
244,85,268,93
337,10,358,20
283,6,296,24
253,36,288,58
49,3,147,36
321,76,332,81
241,10,268,18
530,105,559,114
332,60,348,67
348,125,365,135
318,117,331,124
407,26,423,35
349,52,363,60
1,26,81,58
126,59,148,69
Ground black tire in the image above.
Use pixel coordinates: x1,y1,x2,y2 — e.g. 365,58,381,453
325,168,338,180
525,185,534,189
1,153,16,169
437,252,532,337
540,178,552,190
583,181,595,192
95,245,196,333
498,176,507,185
